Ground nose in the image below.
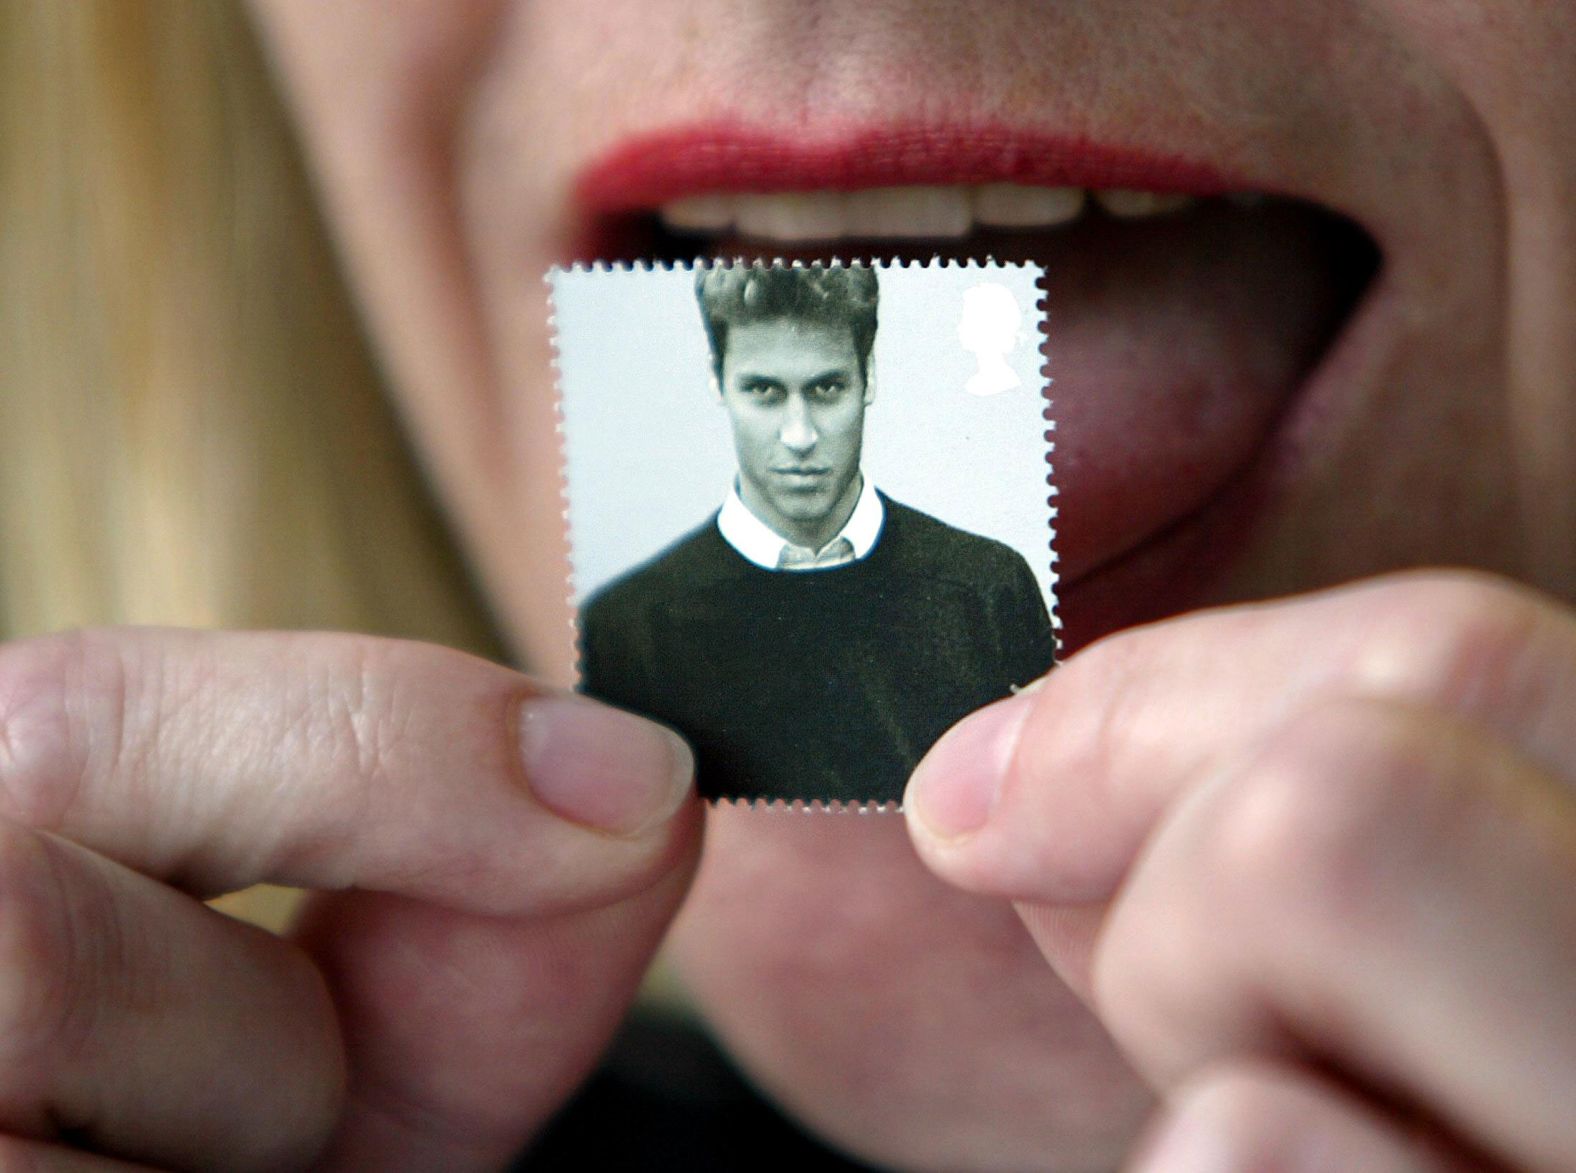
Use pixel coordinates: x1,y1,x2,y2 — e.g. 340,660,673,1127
779,396,817,454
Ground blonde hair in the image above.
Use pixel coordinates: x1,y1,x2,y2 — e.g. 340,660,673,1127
0,0,502,657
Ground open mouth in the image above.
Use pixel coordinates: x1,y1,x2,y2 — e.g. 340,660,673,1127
573,129,1380,648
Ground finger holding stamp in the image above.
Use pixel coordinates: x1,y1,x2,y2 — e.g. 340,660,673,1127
0,626,701,1169
905,570,1576,906
0,626,697,912
904,572,1576,1168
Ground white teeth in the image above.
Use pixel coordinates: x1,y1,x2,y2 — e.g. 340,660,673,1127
657,184,1218,241
1093,189,1198,218
734,191,846,242
973,184,1085,228
842,186,972,238
659,194,736,232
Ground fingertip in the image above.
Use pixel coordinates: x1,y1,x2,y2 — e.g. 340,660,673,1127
518,693,696,839
902,679,1119,908
904,688,1035,852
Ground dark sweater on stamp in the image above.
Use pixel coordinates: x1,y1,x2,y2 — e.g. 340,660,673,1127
579,496,1055,805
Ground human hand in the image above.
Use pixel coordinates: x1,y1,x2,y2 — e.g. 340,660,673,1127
907,571,1576,1171
0,627,698,1172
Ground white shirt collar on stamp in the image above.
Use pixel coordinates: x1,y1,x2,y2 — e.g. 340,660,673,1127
717,474,885,571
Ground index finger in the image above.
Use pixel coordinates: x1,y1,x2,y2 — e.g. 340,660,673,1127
904,570,1576,904
0,626,698,914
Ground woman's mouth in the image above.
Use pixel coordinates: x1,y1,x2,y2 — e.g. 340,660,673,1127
573,126,1379,649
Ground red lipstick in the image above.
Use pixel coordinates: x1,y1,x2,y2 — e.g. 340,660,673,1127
575,121,1237,214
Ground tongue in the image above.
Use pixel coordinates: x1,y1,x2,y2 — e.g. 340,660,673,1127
1030,202,1370,583
714,201,1371,587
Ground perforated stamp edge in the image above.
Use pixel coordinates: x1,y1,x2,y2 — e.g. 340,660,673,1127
547,256,1058,813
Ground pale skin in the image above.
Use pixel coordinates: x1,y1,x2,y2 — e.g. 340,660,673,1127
0,2,1572,1170
717,317,874,551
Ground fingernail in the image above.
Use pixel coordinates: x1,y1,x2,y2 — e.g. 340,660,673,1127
518,694,693,836
905,690,1035,840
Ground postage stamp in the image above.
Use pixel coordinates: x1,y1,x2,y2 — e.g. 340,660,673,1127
550,259,1056,809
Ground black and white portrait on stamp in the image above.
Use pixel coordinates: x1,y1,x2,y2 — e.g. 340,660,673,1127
551,260,1056,808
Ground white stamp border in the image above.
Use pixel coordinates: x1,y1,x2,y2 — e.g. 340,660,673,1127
548,258,1058,812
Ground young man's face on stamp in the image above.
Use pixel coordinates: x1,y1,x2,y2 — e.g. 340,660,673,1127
716,316,873,551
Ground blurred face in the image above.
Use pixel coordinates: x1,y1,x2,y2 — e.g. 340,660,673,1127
718,317,871,550
249,1,1576,1166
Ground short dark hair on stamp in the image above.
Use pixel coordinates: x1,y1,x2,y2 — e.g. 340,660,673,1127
695,263,880,384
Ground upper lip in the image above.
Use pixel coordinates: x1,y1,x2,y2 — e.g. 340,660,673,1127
574,121,1243,218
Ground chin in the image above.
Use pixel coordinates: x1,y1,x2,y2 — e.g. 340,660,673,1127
666,809,1154,1171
